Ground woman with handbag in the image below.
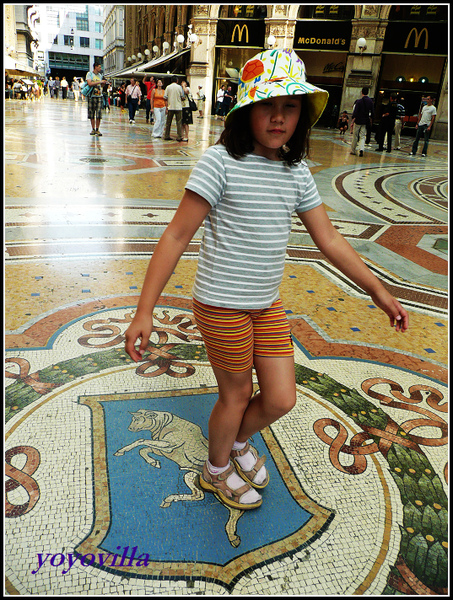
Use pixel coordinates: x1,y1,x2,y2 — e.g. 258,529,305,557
181,79,194,142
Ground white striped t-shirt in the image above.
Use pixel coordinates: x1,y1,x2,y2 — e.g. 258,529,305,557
185,144,322,309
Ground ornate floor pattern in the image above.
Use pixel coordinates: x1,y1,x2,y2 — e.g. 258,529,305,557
5,97,448,596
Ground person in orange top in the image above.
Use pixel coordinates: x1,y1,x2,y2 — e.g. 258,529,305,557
150,79,166,138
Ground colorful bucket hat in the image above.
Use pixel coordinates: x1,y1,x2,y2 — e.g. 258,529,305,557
225,49,329,128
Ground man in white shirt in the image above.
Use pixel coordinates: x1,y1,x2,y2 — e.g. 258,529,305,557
215,84,225,118
163,76,185,141
410,95,437,157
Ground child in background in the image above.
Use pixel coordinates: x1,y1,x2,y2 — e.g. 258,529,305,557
338,111,349,135
125,49,408,511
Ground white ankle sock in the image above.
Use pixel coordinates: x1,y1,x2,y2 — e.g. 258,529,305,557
206,459,229,475
206,460,261,504
232,440,247,451
234,447,267,486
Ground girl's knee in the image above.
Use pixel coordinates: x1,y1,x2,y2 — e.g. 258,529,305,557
277,391,297,416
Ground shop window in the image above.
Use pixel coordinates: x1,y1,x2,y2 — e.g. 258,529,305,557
298,5,354,20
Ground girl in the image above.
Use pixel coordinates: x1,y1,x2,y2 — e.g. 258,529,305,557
124,49,408,511
151,79,166,138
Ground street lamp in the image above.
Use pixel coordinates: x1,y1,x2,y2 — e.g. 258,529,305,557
357,37,367,54
267,35,276,49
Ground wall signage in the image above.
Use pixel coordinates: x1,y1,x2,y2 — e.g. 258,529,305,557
216,19,266,48
294,20,352,51
383,22,447,55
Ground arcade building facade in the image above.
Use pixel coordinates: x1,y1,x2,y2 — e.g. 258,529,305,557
120,4,448,139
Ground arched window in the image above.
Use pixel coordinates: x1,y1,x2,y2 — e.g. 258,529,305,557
298,5,354,20
220,5,267,19
389,5,448,21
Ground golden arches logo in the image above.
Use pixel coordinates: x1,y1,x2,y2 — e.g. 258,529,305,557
404,27,428,50
231,24,249,43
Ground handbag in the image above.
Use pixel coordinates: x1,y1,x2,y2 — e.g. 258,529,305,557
188,94,198,112
81,83,93,97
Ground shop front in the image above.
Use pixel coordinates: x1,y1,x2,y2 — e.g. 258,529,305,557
214,17,266,114
377,6,448,132
293,19,352,126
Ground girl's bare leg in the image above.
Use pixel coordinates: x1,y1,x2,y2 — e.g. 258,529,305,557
208,356,296,465
235,355,297,443
207,366,253,467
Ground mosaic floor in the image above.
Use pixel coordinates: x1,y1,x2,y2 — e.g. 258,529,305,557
5,97,448,596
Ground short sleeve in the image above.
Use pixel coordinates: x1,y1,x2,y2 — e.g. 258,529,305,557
185,146,226,207
295,165,323,213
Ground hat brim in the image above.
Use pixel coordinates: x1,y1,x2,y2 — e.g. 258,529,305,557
225,78,329,129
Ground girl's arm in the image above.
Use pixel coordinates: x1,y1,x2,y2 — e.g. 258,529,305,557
125,190,212,361
298,205,409,332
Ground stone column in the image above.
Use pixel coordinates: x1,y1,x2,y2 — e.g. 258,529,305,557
265,5,296,49
187,6,217,115
341,9,387,113
432,59,448,141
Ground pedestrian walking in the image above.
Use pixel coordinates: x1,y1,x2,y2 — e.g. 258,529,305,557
124,49,409,512
220,85,234,120
215,84,225,118
125,78,142,123
54,76,60,99
72,77,80,102
86,61,107,136
350,87,374,156
151,79,166,138
376,94,398,153
48,77,55,98
196,85,206,118
163,75,185,141
143,75,156,123
61,76,68,99
410,96,437,157
181,79,194,142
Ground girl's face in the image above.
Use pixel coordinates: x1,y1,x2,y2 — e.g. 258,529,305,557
250,96,302,160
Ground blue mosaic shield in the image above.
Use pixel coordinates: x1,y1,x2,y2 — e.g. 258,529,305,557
76,388,334,589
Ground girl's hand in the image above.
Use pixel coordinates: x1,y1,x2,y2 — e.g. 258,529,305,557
124,314,153,362
370,289,409,333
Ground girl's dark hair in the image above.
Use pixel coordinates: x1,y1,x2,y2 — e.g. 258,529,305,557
217,95,311,166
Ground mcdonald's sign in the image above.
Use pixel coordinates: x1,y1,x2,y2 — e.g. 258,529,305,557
216,19,265,47
404,27,428,50
231,24,249,44
383,22,446,55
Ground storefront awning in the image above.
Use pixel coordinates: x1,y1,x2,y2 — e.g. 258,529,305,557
109,48,191,80
107,61,143,79
136,48,190,72
5,59,41,77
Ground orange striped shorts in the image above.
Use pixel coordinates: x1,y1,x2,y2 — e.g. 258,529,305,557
192,297,294,373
